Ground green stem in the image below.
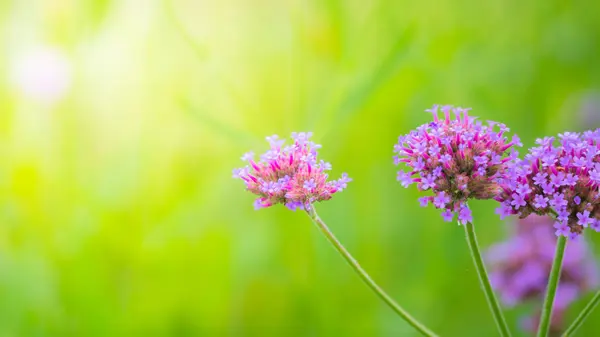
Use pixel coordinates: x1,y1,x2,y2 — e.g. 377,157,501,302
561,289,600,336
304,203,438,337
463,221,511,337
537,235,567,337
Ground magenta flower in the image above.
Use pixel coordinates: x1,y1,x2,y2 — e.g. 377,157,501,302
495,129,600,237
394,104,521,224
233,132,351,210
487,215,599,334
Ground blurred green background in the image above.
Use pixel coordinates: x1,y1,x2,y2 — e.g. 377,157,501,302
0,0,599,336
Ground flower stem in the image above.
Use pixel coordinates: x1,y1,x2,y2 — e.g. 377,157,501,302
560,284,599,336
537,235,567,337
304,204,438,337
463,221,511,337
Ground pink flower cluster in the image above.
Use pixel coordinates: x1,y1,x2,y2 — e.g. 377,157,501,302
394,105,522,224
495,130,600,238
233,132,351,210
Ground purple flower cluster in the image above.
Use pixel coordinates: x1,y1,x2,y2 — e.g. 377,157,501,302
394,105,522,224
233,132,351,210
495,130,600,238
487,215,599,334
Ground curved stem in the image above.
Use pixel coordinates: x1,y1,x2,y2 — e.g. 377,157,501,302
537,235,567,337
304,204,438,337
560,285,599,336
463,221,512,337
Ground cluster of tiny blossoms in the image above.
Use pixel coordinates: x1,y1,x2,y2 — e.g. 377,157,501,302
496,130,600,238
394,105,522,224
233,132,351,210
487,215,599,334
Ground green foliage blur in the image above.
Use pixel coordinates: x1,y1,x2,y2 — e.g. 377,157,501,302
0,0,599,336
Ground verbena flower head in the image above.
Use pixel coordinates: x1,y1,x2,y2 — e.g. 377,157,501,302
487,215,599,334
394,104,521,224
233,132,351,210
495,129,600,238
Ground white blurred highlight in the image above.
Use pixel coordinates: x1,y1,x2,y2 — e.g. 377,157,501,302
10,46,73,104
